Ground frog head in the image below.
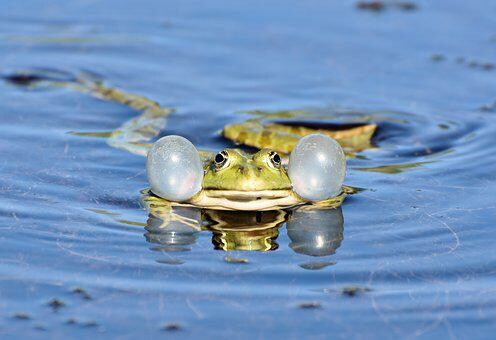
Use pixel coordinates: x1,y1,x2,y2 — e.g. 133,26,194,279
147,134,346,211
202,149,291,191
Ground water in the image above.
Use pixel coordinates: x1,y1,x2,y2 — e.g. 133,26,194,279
1,0,496,338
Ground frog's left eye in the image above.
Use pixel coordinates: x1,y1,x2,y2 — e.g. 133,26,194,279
268,151,281,169
214,150,229,169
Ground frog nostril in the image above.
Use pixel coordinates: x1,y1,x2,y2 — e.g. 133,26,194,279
257,167,263,171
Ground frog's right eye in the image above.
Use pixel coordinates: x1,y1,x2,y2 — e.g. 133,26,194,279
214,150,229,169
268,151,281,169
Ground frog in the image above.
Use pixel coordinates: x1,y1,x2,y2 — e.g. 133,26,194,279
4,69,376,211
171,147,347,211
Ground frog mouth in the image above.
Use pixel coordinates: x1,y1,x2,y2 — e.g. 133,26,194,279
187,189,302,211
204,189,292,201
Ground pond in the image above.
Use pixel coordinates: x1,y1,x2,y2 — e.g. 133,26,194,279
0,0,495,338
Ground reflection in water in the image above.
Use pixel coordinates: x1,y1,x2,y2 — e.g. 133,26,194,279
205,210,287,251
142,194,344,255
286,208,344,256
355,161,432,174
144,206,201,252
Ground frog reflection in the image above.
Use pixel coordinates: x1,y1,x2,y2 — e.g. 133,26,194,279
144,206,286,252
142,194,343,255
205,210,287,251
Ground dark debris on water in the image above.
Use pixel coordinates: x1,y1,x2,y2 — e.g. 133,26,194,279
83,321,99,328
320,286,372,297
224,256,249,264
3,73,43,86
298,301,322,309
13,312,31,320
156,258,185,265
2,69,77,86
46,298,66,311
66,318,78,325
431,54,446,62
479,100,496,112
356,1,417,12
434,55,495,71
66,318,99,328
299,261,336,270
162,322,182,332
342,286,372,297
72,287,92,300
34,325,47,331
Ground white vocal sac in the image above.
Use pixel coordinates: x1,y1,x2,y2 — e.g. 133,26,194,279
146,135,203,201
288,134,346,201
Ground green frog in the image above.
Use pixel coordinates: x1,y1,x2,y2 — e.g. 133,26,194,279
152,146,348,211
6,70,376,211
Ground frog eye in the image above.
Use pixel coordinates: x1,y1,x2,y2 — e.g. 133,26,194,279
288,134,346,201
214,150,229,169
146,135,203,202
268,151,281,169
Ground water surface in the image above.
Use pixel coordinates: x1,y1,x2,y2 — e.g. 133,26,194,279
1,0,496,338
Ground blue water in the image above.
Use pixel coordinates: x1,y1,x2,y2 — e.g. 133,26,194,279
1,0,496,338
